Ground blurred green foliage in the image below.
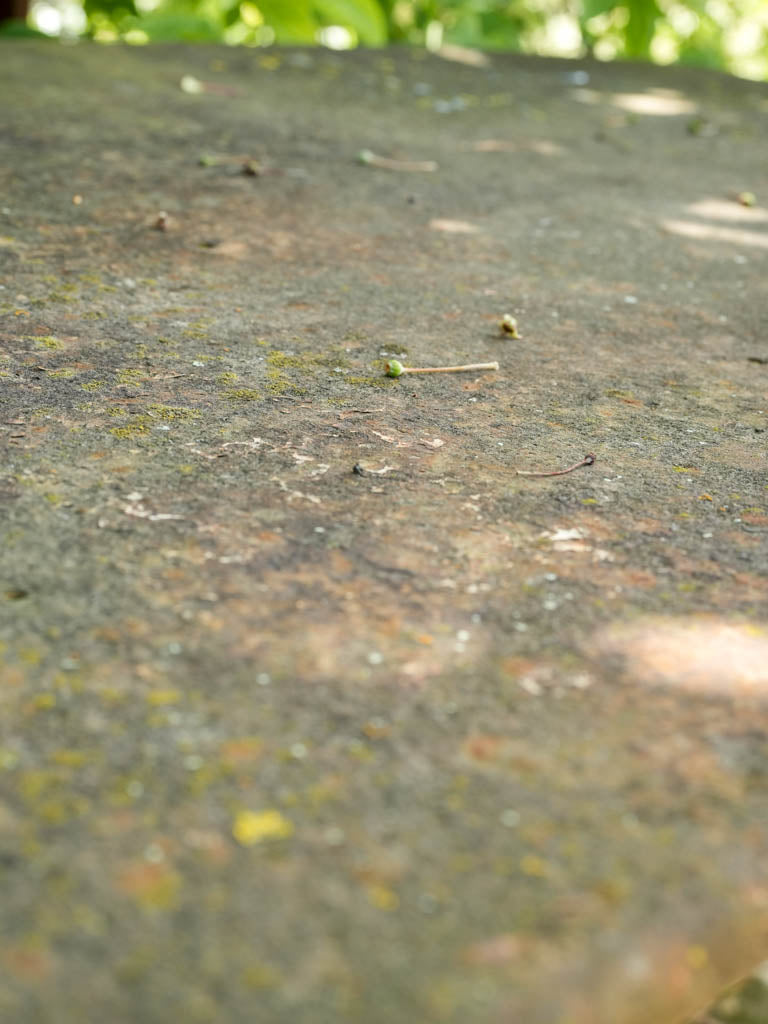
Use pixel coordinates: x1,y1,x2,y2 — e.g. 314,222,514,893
5,0,768,78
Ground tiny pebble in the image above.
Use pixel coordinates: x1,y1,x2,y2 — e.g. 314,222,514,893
417,893,438,913
519,677,542,696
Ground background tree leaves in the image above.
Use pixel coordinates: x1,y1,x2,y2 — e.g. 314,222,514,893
16,0,768,80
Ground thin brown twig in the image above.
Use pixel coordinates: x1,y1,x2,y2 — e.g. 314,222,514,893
516,453,596,478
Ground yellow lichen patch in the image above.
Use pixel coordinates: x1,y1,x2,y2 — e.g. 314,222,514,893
519,854,550,878
145,689,181,706
109,425,148,439
267,369,306,395
0,749,19,770
115,368,146,386
232,809,293,846
366,884,399,911
50,749,92,768
36,794,90,824
19,770,60,801
117,862,181,911
81,380,105,391
225,388,261,402
147,404,201,422
686,945,709,970
19,646,43,664
241,962,281,989
29,694,57,711
266,351,305,370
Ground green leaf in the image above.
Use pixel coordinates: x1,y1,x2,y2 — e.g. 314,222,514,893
256,0,317,41
0,19,48,36
132,11,222,40
580,0,620,22
624,0,660,57
83,0,137,18
313,0,388,44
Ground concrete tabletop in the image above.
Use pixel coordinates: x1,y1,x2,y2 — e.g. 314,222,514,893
1,40,768,1023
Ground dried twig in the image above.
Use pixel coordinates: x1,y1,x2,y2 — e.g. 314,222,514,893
516,453,595,478
385,359,498,378
358,149,438,173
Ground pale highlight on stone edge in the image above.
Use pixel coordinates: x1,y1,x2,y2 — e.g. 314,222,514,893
595,619,768,696
429,218,480,234
610,90,698,116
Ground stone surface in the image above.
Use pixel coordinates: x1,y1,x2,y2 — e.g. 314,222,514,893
1,41,767,1024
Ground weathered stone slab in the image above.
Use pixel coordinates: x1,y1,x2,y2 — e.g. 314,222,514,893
1,41,767,1023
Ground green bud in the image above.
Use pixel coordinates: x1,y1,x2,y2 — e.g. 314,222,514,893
385,359,404,377
358,149,374,165
500,314,520,338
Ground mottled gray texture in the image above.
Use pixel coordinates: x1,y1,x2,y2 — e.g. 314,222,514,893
1,41,767,1024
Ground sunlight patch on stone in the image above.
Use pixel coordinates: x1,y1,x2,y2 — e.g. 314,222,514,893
596,619,768,696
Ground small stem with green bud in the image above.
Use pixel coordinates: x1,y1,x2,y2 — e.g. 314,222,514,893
385,359,499,378
500,314,520,338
